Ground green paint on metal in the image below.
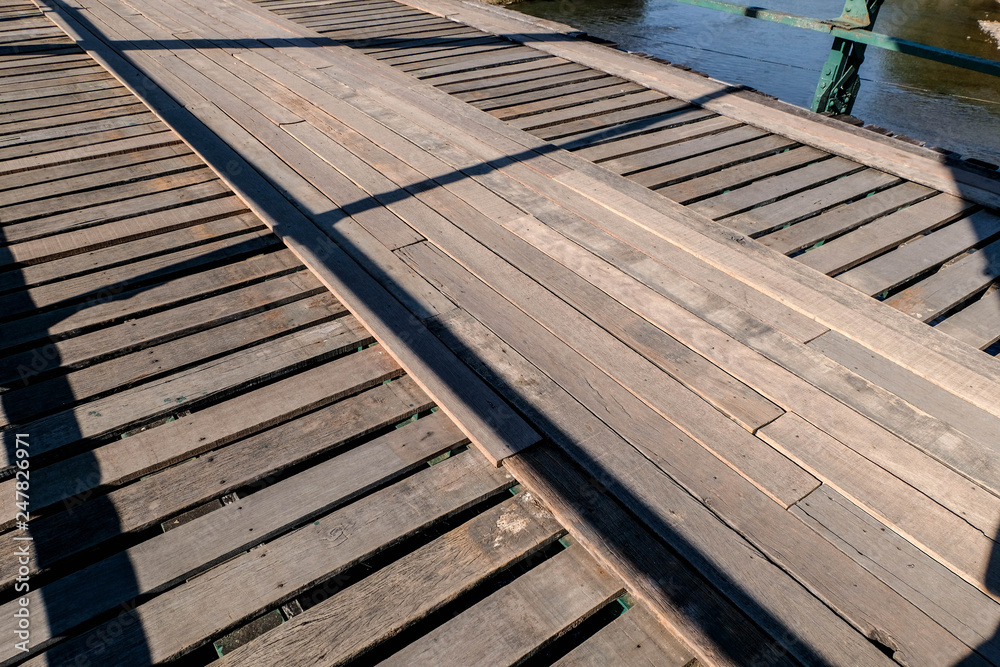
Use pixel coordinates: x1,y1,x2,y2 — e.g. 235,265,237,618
427,450,453,466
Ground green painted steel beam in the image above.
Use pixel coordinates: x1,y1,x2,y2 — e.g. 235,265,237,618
667,0,1000,78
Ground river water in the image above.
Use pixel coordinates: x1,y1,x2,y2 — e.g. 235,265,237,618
511,0,1000,164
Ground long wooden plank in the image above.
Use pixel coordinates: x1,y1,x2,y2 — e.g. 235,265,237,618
0,291,341,424
448,65,601,102
554,605,696,667
793,485,1000,665
47,0,539,465
759,413,999,598
470,74,622,112
656,144,825,202
798,193,978,276
759,181,935,254
217,490,564,666
934,288,1000,350
229,5,1000,446
551,107,717,152
0,229,276,320
0,248,301,357
490,161,1000,517
601,124,765,175
0,410,461,663
689,157,862,220
0,369,424,581
838,209,1000,297
0,341,404,531
884,237,1000,321
2,316,366,465
726,169,900,237
0,143,193,202
271,116,786,434
382,545,623,666
809,330,1000,452
0,127,178,175
521,93,684,138
1,195,248,267
0,269,312,389
0,213,260,292
24,450,511,666
1,173,225,244
504,441,789,667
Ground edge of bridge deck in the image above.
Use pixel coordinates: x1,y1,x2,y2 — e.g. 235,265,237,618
392,0,1000,210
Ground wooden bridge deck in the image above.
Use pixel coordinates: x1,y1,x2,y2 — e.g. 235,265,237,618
2,0,1000,664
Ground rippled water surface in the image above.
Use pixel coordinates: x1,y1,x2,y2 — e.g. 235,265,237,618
511,0,1000,164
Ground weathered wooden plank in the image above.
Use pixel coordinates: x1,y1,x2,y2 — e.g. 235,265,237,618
401,241,814,505
504,441,791,667
655,144,823,202
0,127,178,175
839,209,1000,297
603,124,766,176
407,49,547,82
759,181,935,255
0,175,229,243
500,164,1000,514
726,169,900,237
758,413,999,595
551,107,717,152
490,81,645,121
808,329,1000,452
0,340,404,536
554,605,696,667
217,490,564,666
24,451,512,666
429,55,571,88
0,93,137,129
2,317,366,466
934,287,1000,350
0,410,462,663
0,247,301,357
443,62,592,97
471,74,623,112
793,485,1000,664
0,228,276,321
0,84,128,115
1,195,248,267
374,34,504,62
274,112,786,432
381,545,623,666
884,238,1000,321
0,291,342,424
689,157,862,220
390,0,1000,211
798,193,978,276
0,214,258,293
520,93,683,138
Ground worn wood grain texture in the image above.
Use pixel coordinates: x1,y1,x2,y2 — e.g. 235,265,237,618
553,605,696,667
380,545,624,666
218,490,564,666
0,412,461,663
23,451,512,666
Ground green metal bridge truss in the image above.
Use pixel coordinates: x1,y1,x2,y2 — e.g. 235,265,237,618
667,0,1000,115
